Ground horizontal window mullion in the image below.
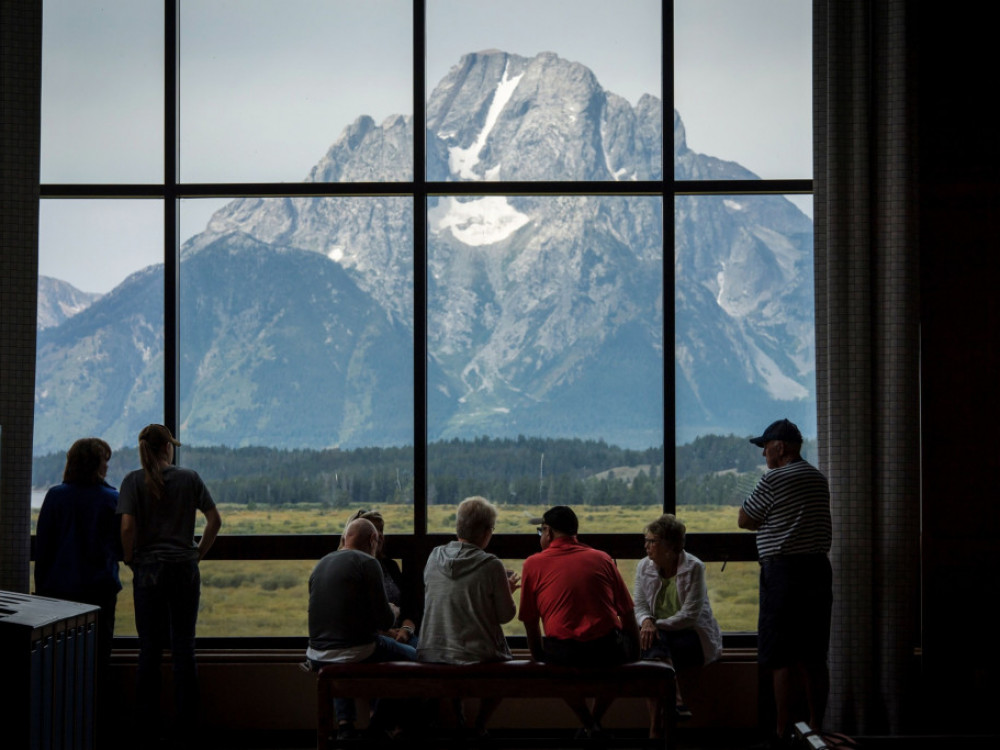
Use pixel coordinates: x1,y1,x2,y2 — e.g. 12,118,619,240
675,178,812,195
42,179,811,200
171,531,759,563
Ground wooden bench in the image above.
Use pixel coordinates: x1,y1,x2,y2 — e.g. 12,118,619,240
316,658,676,749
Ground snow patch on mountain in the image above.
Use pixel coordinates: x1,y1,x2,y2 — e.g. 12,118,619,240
429,196,531,246
447,62,523,179
750,342,810,400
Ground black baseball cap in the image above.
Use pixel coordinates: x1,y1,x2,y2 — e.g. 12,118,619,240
528,505,579,535
749,418,803,447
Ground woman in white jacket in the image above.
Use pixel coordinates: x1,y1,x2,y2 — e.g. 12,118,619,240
635,513,722,735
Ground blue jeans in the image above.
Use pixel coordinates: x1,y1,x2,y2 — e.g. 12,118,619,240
641,627,705,671
311,634,417,725
132,558,201,734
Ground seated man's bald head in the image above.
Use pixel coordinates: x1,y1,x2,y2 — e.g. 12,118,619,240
342,517,379,554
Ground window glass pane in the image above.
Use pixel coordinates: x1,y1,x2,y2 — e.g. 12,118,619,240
178,197,414,532
426,0,661,181
41,0,163,183
179,0,412,183
705,561,759,632
674,194,815,525
674,0,811,180
623,552,759,634
427,194,663,530
34,200,164,476
110,561,314,637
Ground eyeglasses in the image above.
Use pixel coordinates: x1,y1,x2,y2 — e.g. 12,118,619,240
537,525,549,537
643,537,659,546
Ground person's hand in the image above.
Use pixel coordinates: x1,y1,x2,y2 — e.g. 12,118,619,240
640,618,657,651
394,628,412,643
506,570,521,593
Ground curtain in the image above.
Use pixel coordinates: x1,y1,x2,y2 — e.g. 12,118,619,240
813,0,920,735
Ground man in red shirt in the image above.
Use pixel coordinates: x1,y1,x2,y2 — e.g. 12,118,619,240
519,505,640,736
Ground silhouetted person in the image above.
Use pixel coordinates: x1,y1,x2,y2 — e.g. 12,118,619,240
739,419,832,745
118,424,221,746
519,505,640,737
35,437,121,743
308,517,416,740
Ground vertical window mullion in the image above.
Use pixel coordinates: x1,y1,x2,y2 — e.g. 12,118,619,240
164,0,180,439
413,0,428,538
664,1,676,513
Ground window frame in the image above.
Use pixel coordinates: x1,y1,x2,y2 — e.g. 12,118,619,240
37,0,811,646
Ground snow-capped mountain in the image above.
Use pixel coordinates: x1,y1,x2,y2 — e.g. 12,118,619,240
33,50,814,455
37,275,101,330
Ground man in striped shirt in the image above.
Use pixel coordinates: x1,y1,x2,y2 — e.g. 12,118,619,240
739,419,832,747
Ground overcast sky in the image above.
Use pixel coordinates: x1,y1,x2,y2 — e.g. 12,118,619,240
39,0,810,294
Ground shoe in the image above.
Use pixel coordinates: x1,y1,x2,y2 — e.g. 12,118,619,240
574,723,610,740
336,722,362,740
675,703,693,720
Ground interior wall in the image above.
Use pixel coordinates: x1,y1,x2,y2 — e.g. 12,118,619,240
108,651,758,734
0,0,41,595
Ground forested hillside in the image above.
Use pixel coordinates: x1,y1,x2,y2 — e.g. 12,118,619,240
33,434,814,508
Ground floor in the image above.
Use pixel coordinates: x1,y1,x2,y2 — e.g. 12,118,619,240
210,728,1000,750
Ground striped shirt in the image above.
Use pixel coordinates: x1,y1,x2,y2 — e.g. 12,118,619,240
742,458,832,560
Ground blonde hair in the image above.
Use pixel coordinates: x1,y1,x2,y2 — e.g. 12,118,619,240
137,424,179,501
456,496,497,546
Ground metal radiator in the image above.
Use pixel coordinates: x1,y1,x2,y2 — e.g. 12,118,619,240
0,591,100,750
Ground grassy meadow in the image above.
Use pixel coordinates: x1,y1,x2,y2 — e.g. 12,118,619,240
32,503,759,637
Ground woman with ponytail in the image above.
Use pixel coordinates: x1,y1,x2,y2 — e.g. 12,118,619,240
117,424,221,742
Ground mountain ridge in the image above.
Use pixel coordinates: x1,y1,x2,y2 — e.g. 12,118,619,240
34,49,814,455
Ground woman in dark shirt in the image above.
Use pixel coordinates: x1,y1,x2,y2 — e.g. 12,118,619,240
342,509,420,647
35,437,121,739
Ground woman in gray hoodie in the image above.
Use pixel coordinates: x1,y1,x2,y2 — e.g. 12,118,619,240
417,496,519,733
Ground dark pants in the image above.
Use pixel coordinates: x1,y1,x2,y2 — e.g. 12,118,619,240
311,634,417,725
758,554,832,669
132,558,201,736
641,627,705,671
541,629,631,667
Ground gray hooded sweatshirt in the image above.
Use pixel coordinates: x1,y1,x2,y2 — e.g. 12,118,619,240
416,540,515,664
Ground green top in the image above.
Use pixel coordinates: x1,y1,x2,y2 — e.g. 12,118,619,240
653,575,680,619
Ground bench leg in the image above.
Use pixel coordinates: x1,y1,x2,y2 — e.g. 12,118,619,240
316,680,332,750
664,672,677,750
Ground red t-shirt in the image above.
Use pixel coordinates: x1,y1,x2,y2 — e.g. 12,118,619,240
518,536,634,641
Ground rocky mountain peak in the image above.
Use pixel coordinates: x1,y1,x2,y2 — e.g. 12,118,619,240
34,50,814,455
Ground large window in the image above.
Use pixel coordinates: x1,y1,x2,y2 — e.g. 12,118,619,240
34,0,812,638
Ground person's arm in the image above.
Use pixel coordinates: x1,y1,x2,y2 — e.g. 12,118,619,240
198,507,221,560
493,560,518,624
366,558,397,631
395,618,417,642
121,513,136,565
385,558,420,638
523,617,544,661
620,608,642,662
633,559,658,651
738,507,761,530
739,476,771,530
33,496,55,591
